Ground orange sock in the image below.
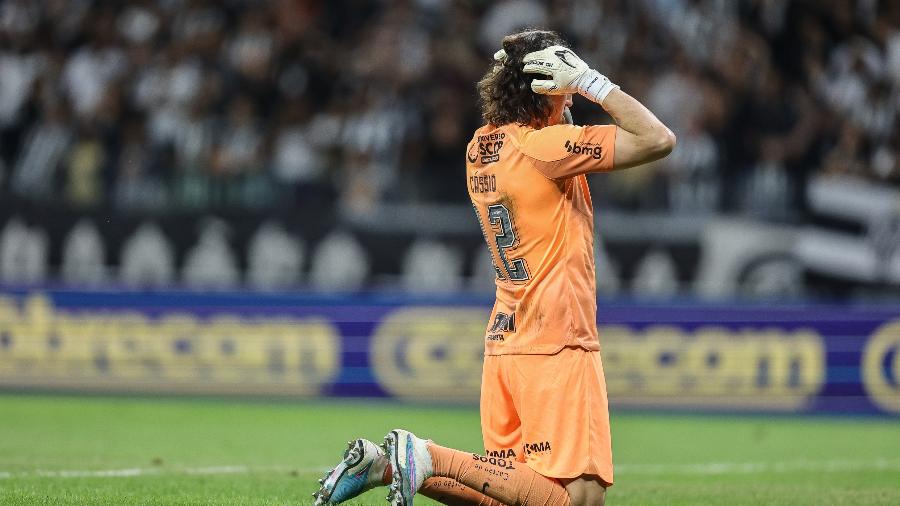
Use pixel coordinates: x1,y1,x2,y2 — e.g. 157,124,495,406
427,444,570,506
382,463,504,505
419,477,507,506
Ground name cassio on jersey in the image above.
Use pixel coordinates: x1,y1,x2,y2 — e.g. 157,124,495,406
470,174,497,194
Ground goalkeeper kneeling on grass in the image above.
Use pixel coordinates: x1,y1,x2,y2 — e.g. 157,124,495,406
314,29,674,506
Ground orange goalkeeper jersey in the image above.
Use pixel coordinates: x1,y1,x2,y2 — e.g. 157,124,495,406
466,122,617,355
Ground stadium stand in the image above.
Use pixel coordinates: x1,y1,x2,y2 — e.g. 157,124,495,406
0,0,898,299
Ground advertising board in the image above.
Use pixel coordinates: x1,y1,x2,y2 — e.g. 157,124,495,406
0,290,897,415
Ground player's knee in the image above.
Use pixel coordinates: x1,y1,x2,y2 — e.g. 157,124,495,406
564,477,606,506
570,486,605,506
572,486,605,506
590,486,606,506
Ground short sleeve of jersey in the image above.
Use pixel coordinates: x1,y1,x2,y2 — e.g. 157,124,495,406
519,124,617,179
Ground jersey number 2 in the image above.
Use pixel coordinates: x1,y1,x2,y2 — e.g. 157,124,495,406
488,204,530,281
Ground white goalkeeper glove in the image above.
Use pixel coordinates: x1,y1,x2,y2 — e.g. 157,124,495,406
522,45,619,104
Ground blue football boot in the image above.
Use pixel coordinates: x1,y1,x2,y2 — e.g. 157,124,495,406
313,438,388,505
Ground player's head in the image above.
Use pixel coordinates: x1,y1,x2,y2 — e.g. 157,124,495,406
477,29,573,128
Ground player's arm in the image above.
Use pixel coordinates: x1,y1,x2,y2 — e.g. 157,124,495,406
602,88,675,170
523,46,675,170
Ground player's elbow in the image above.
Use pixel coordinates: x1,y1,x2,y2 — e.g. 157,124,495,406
613,125,676,170
634,127,675,165
651,126,676,158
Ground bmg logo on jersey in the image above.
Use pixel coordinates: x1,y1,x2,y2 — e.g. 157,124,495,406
469,132,505,164
564,139,603,159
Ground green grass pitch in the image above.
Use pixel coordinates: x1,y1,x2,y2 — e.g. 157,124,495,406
1,394,899,505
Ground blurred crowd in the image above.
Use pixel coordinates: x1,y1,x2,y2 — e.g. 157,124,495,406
0,0,898,221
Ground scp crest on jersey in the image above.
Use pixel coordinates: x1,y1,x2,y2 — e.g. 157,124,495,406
469,133,506,164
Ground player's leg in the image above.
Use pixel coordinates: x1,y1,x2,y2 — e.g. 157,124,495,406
419,477,507,505
385,428,571,506
313,438,505,505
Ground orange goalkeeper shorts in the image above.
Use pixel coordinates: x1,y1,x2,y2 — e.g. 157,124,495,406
480,346,613,486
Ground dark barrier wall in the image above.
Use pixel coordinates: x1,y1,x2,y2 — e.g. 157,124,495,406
0,290,897,416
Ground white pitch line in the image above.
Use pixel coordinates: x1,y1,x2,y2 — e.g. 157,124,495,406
1,465,323,480
2,459,899,480
37,468,147,478
615,459,900,475
182,465,252,475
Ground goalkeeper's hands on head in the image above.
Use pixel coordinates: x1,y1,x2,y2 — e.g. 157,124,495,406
522,45,619,105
